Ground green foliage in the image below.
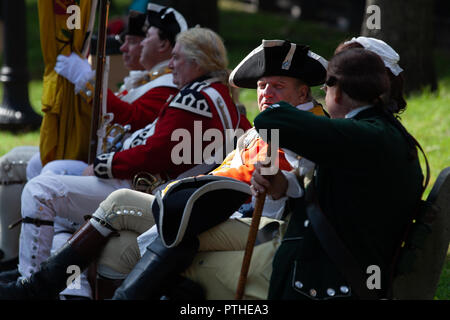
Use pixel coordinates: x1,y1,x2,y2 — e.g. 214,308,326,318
401,84,450,197
0,81,43,155
435,256,450,300
220,4,349,69
25,0,44,79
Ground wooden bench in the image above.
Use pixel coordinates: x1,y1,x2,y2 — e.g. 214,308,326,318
393,167,450,299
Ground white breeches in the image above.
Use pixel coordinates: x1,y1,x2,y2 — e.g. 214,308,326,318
18,172,131,278
26,152,88,180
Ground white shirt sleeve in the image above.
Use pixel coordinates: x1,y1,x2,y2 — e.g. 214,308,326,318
283,170,304,198
136,224,159,257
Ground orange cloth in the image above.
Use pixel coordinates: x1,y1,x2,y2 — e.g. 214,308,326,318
212,136,292,184
211,104,325,184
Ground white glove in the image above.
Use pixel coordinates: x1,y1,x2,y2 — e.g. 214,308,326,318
54,53,95,93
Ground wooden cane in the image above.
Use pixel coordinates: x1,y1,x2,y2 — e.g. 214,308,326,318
235,189,266,300
235,145,272,300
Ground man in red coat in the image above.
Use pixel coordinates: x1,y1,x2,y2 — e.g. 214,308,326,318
0,12,251,299
0,4,190,299
56,9,180,149
0,8,176,281
25,9,179,178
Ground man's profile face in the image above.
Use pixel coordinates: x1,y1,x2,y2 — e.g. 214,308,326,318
120,35,145,71
256,76,308,112
139,26,165,70
168,42,204,88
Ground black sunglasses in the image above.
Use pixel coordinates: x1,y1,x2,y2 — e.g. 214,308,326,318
321,76,338,92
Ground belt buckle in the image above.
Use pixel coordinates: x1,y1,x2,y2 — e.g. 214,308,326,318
132,172,164,194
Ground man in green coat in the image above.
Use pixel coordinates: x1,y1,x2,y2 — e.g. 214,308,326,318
251,48,424,300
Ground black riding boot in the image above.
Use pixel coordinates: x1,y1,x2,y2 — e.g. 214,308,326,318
0,221,110,300
0,269,20,284
0,256,19,272
161,274,205,300
112,236,199,300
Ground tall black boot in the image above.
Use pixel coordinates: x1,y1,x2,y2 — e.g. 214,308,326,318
112,236,199,300
0,256,19,272
0,269,20,284
161,275,205,300
0,221,110,300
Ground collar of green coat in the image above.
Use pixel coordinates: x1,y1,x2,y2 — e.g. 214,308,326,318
351,105,383,120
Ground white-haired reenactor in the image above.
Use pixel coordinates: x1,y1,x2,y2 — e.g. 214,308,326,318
96,39,328,300
0,4,189,296
0,9,166,277
0,24,251,300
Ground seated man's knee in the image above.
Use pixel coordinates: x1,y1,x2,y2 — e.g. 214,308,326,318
26,151,42,180
198,219,250,251
20,174,65,221
1,146,39,183
41,159,87,176
93,189,156,233
21,173,62,203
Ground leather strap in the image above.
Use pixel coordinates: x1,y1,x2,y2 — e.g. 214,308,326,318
306,201,378,299
152,162,219,194
175,163,218,180
87,215,119,235
67,221,110,257
8,217,54,229
303,112,430,300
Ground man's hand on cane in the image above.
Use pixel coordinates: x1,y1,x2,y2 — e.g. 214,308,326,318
251,161,288,200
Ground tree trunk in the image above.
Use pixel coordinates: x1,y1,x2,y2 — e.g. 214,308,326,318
361,0,437,94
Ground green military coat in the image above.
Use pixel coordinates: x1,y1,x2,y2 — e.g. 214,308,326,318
254,102,424,300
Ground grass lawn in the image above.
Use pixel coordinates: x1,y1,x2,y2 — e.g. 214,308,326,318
0,0,448,299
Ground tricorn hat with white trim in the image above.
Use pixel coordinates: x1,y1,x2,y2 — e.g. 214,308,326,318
229,40,328,89
152,175,251,248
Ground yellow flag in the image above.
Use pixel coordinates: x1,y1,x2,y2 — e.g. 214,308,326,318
38,0,97,165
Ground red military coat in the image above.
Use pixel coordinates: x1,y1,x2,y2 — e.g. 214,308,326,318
94,76,252,180
106,66,178,130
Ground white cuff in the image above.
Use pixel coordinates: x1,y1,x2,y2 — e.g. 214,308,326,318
282,170,304,198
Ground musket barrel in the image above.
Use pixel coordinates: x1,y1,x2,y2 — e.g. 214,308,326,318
88,0,110,164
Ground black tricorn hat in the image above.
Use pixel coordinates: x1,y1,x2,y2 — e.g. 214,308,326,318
119,11,147,43
144,3,188,46
152,175,251,248
229,40,328,89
